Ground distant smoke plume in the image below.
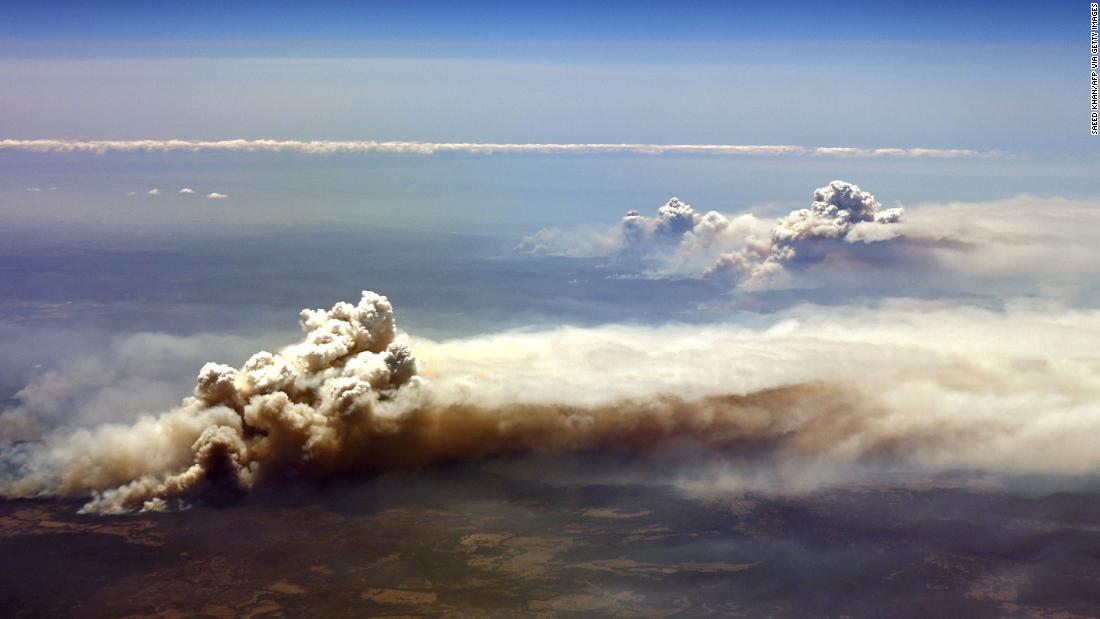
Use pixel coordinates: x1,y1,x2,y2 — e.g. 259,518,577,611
520,180,904,286
518,195,767,269
3,292,1100,513
704,180,904,287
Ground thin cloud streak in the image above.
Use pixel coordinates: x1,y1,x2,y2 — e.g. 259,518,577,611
0,139,1000,159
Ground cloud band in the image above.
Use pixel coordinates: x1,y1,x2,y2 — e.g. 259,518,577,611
0,139,997,159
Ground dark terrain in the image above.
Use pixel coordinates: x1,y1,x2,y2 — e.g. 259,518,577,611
3,458,1100,618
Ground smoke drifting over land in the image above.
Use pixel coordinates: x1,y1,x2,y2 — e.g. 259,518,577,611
520,182,1100,302
520,180,905,287
3,288,1100,513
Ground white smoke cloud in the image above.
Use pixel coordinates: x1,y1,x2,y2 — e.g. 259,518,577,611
704,180,904,287
179,187,195,194
3,292,1100,513
0,139,998,159
522,183,1100,299
888,195,1100,286
518,196,770,273
527,189,1100,299
521,180,904,287
205,192,228,200
0,331,289,444
147,188,160,195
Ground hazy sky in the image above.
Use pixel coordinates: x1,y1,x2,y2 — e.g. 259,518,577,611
1,1,1095,237
0,2,1087,153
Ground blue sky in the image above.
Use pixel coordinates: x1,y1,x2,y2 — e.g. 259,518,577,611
1,1,1082,47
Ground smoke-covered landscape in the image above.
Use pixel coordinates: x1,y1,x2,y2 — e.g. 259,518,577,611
3,1,1099,617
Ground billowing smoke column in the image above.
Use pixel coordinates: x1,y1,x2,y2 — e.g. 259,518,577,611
704,180,904,286
516,196,740,260
621,197,703,243
619,196,764,266
615,197,770,273
61,293,421,512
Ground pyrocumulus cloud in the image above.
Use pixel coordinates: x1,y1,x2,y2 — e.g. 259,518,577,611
520,180,905,287
704,180,904,287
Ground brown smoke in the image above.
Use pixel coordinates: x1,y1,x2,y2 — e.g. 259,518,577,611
3,292,1100,513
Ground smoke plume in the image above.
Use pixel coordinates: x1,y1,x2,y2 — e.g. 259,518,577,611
520,180,904,287
3,290,1100,513
703,180,904,286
